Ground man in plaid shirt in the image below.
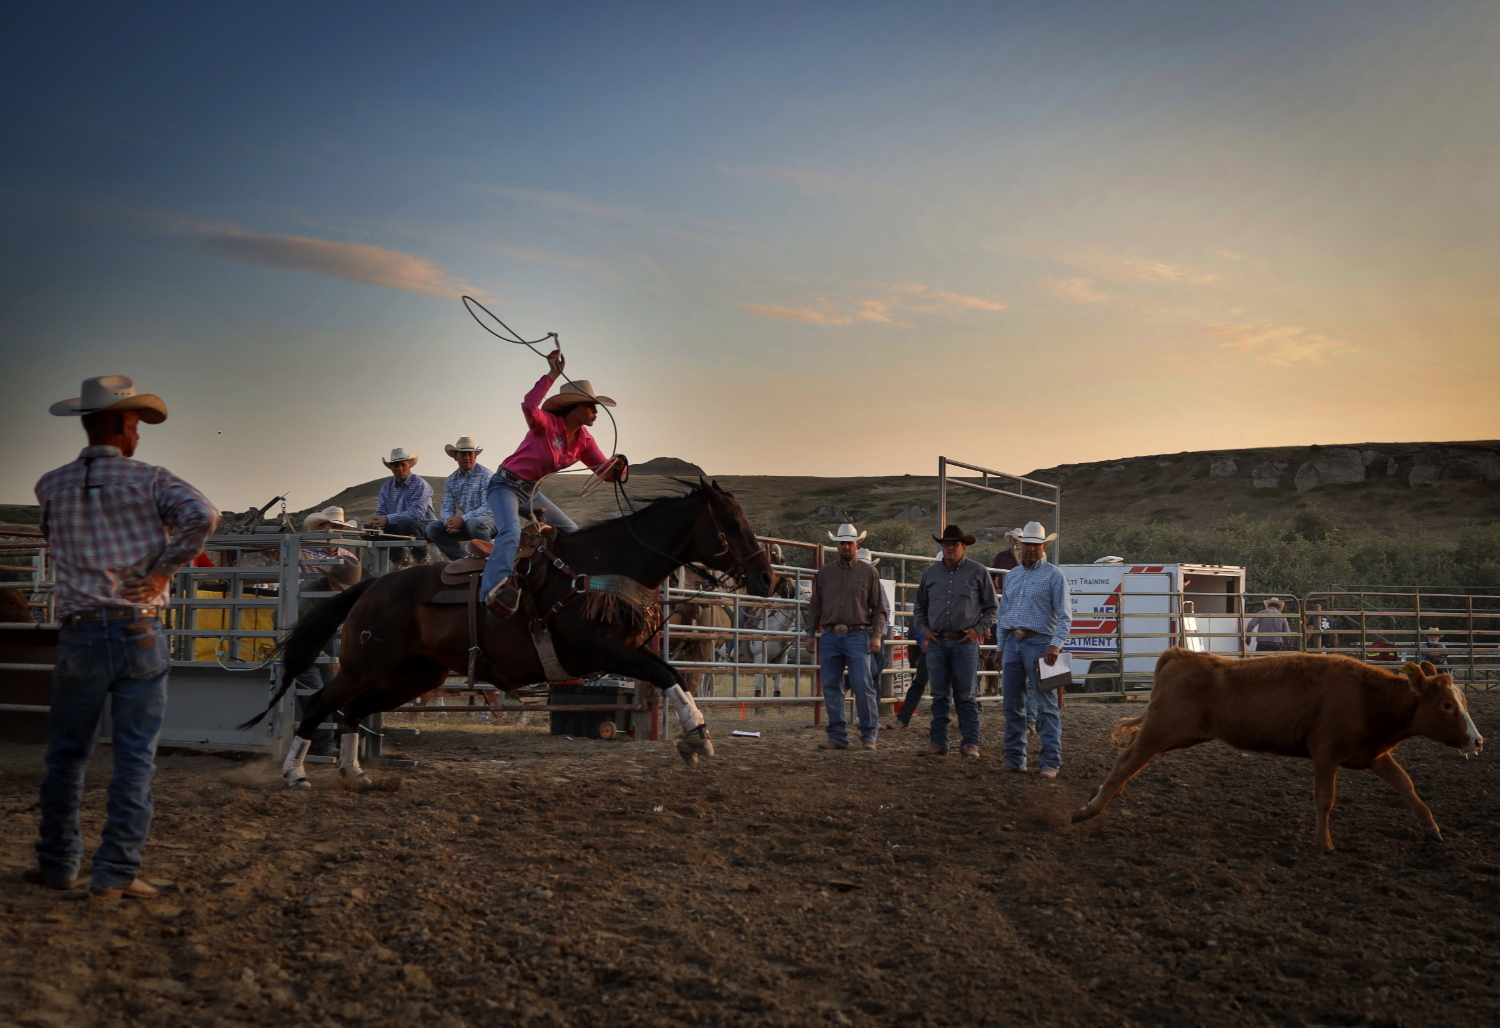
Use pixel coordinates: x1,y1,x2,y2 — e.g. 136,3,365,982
370,447,434,565
424,435,495,561
29,376,218,899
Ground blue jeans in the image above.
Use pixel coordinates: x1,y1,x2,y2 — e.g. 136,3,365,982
820,629,878,745
425,514,496,561
37,615,170,888
383,517,432,563
480,476,579,598
1002,633,1062,770
926,638,980,749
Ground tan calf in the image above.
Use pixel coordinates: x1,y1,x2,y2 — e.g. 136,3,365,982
1071,649,1483,851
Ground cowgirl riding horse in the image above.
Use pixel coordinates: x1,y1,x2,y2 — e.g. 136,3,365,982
481,348,626,615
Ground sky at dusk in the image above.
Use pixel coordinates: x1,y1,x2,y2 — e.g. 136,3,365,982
2,1,1497,512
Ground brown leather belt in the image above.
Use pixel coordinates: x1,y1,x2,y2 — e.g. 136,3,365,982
497,466,537,492
823,624,867,635
61,606,157,626
939,630,970,641
1008,628,1040,640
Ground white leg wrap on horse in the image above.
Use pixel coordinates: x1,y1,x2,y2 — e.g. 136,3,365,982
338,733,364,779
282,736,311,787
665,685,705,735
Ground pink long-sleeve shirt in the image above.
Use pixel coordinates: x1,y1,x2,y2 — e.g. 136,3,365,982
499,375,622,483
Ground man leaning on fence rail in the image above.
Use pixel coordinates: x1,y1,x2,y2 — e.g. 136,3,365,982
29,376,218,899
995,521,1071,778
913,524,997,760
806,524,886,752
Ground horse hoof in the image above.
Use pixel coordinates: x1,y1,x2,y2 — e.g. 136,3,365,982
1424,826,1443,842
286,777,311,790
675,741,699,768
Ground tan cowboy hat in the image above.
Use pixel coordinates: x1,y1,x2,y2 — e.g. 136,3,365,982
828,523,866,543
444,436,483,457
1004,527,1024,542
1262,597,1285,611
933,524,977,545
304,506,358,531
381,447,418,468
1424,626,1444,638
1015,521,1057,545
541,380,616,414
49,375,167,424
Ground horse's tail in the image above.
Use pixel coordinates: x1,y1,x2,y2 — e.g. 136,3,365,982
236,578,377,730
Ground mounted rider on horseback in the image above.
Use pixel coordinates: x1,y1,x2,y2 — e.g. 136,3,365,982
480,348,627,615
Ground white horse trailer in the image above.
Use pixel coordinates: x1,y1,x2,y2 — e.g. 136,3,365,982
1062,563,1248,690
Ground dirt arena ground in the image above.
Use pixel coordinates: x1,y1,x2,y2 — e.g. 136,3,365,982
2,695,1498,1028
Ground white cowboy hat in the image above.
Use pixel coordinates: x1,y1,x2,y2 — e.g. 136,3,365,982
381,447,418,468
1016,521,1058,545
1263,597,1285,611
49,375,167,424
1423,626,1443,638
857,547,880,566
828,523,866,543
444,436,483,457
541,380,617,414
1005,527,1024,542
304,506,358,531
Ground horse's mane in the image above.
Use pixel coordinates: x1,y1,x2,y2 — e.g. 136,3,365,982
572,479,731,537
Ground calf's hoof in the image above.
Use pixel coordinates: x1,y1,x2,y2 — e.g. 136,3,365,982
1424,826,1443,842
675,741,699,768
1070,806,1091,824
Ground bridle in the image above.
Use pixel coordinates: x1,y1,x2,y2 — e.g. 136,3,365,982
702,502,765,590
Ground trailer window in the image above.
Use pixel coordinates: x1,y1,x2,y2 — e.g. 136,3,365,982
1183,574,1239,614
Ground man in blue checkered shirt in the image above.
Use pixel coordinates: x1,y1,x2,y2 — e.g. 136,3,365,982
995,521,1072,778
424,436,495,561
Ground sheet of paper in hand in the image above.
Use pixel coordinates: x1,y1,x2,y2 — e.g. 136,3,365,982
1034,650,1072,693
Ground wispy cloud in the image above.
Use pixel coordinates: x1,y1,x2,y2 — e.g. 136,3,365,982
1041,277,1114,304
716,164,900,202
488,243,602,272
471,184,647,221
203,232,474,296
1211,322,1358,366
1061,248,1218,285
740,298,894,326
742,283,1004,326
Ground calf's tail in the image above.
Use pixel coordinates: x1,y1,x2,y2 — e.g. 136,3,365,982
1111,716,1145,748
236,578,377,730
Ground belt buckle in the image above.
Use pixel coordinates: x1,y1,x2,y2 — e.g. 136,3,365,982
1011,628,1027,640
833,624,849,635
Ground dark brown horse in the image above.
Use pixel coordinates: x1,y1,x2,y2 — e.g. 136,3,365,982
241,480,774,786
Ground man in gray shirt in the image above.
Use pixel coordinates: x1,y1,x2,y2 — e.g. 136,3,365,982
912,525,997,758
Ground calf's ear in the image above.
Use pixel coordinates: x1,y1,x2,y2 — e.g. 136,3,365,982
1402,661,1427,693
1419,659,1438,676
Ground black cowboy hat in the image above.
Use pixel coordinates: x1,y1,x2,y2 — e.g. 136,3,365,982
932,524,976,545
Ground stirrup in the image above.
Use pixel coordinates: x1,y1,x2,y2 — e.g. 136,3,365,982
485,583,520,616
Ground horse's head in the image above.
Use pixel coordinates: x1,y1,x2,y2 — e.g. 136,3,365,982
690,479,775,597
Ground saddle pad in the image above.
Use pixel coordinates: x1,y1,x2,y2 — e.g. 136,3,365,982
440,557,487,585
422,589,473,605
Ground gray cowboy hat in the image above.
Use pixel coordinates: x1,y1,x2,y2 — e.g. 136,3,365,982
381,447,419,468
50,375,167,424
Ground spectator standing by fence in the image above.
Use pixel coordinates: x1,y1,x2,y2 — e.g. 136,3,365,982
370,447,434,566
913,525,997,759
30,376,218,898
806,524,886,751
1248,598,1290,652
996,521,1071,778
